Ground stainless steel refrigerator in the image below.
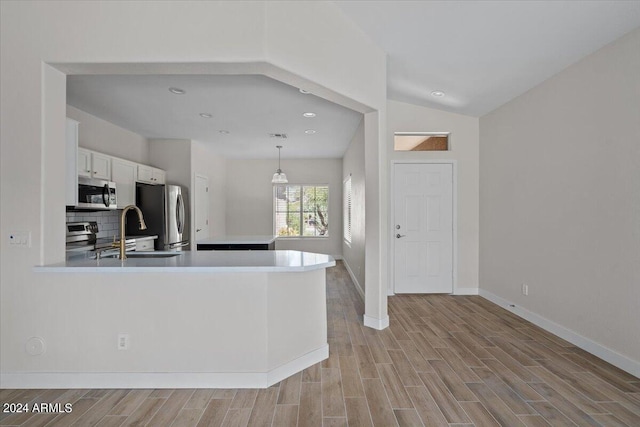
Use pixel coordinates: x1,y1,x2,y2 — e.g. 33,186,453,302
127,183,189,250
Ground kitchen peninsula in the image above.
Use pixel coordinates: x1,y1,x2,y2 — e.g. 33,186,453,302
27,250,335,389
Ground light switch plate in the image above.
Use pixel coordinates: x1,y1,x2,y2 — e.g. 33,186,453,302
8,231,31,247
117,333,129,350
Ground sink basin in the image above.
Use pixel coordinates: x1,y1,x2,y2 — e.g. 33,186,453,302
126,252,182,258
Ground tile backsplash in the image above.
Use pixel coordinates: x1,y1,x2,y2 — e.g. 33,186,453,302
66,210,121,239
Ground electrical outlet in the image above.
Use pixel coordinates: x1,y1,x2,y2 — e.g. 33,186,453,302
117,334,129,350
521,284,529,296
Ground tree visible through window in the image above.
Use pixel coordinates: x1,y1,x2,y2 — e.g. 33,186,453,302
274,185,329,237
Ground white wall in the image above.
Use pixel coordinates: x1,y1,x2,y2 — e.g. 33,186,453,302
226,158,343,258
342,120,366,294
480,29,640,368
148,139,193,248
387,100,480,294
192,140,227,239
0,0,387,380
67,105,149,164
267,1,389,326
147,139,229,246
148,139,192,188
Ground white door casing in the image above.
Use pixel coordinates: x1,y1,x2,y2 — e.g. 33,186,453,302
393,162,454,293
195,174,210,243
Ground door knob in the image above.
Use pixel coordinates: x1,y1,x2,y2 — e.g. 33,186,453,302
196,228,202,232
396,234,406,239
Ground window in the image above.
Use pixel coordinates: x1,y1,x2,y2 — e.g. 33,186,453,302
274,185,329,237
343,176,352,244
394,132,450,151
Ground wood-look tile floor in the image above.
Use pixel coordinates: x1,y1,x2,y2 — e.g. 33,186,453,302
2,261,639,426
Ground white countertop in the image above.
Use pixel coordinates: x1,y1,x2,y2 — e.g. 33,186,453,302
36,250,335,273
196,235,277,245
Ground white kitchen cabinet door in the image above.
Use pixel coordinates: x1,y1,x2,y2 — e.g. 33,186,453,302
137,164,165,184
135,239,154,251
137,164,153,183
152,168,165,184
77,148,91,177
111,158,137,208
91,152,111,180
78,149,112,180
65,118,79,206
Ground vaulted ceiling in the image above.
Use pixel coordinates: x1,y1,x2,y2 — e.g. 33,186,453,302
66,2,640,159
335,0,640,116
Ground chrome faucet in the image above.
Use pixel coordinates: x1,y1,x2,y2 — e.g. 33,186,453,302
118,205,147,260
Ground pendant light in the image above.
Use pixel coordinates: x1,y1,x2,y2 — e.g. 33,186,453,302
271,145,288,184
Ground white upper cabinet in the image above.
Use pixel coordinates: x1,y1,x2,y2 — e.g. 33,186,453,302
137,164,153,183
77,148,112,181
111,158,137,208
91,152,111,180
70,121,166,198
137,165,165,184
77,148,91,177
152,168,165,184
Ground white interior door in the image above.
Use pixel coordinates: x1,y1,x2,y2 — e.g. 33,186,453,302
194,174,210,243
394,163,453,293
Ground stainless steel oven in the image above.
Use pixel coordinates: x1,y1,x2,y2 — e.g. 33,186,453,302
77,177,117,210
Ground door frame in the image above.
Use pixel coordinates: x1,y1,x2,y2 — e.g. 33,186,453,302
390,160,458,295
193,173,210,245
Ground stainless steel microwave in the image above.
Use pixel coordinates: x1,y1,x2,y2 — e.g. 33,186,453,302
77,177,117,210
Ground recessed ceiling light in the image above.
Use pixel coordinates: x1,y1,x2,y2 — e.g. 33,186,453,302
303,112,316,118
431,90,445,97
219,130,230,134
169,87,186,95
299,88,310,94
304,129,316,134
199,113,212,118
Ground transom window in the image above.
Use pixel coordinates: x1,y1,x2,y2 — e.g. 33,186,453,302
274,185,329,237
394,132,451,151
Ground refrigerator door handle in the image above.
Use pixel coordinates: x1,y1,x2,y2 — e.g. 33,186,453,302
176,193,185,234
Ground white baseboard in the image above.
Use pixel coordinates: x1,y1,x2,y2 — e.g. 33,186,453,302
342,259,365,300
267,344,328,385
479,290,640,378
453,287,479,295
343,260,389,331
363,315,390,330
0,344,328,389
387,287,477,296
